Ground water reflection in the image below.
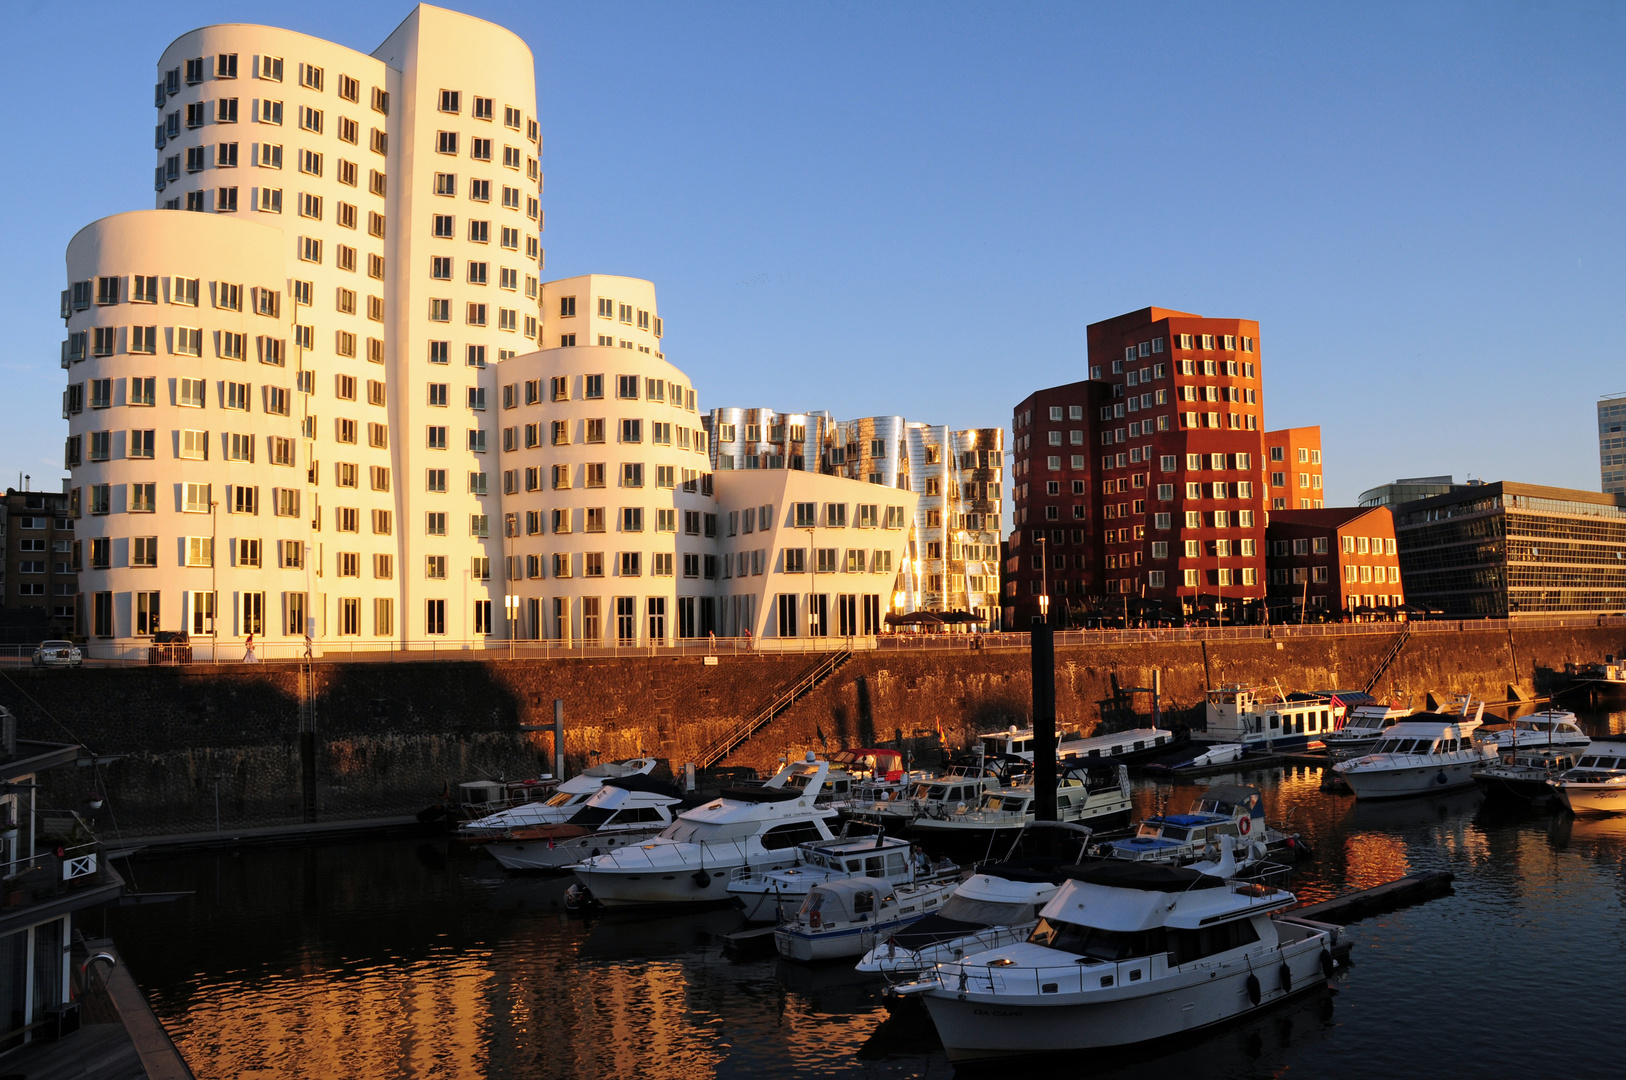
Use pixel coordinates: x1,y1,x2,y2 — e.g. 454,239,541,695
106,736,1626,1080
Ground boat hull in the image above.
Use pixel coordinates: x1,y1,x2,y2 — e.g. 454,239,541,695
917,939,1327,1062
1472,771,1557,803
1337,757,1489,800
574,852,800,908
730,885,809,924
1556,784,1626,816
775,913,926,962
485,827,664,872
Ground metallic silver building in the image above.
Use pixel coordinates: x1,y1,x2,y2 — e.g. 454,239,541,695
705,408,1003,625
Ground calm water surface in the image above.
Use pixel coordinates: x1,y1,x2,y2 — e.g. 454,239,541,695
107,711,1626,1080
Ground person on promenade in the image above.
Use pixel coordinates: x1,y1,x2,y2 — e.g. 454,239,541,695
244,634,258,663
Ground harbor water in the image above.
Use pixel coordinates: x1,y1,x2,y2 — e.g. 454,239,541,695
106,712,1626,1080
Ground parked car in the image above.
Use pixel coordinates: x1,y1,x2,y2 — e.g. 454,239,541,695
148,631,193,666
32,641,82,669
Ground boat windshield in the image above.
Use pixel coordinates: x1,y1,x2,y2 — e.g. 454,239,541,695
1374,738,1439,754
1134,822,1163,838
544,791,584,808
1030,917,1163,962
939,896,1034,925
1159,826,1191,842
981,795,1026,813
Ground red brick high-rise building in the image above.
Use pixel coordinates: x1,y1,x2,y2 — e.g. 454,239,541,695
1005,307,1267,627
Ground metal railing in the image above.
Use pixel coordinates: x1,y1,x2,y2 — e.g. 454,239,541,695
4,612,1622,669
696,648,853,768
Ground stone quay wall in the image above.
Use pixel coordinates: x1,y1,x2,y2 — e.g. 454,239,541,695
2,626,1618,836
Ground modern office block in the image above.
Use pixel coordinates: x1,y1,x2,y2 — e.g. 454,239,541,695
1265,506,1402,618
1395,481,1626,617
1599,393,1626,495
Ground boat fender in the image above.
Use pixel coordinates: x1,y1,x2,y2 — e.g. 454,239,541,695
1245,973,1261,1005
1436,771,1449,785
1320,950,1335,978
591,848,601,858
1279,963,1292,994
693,867,712,889
1297,837,1315,860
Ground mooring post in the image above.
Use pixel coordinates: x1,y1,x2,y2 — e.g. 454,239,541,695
1032,624,1057,821
553,698,565,779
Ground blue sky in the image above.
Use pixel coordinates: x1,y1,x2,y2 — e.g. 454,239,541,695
4,1,1623,506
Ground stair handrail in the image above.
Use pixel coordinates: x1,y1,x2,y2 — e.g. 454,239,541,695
697,648,852,769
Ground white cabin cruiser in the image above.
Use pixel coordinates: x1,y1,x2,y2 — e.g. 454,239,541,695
1332,706,1497,799
726,831,956,923
459,758,661,839
1473,747,1580,803
1482,709,1590,753
1549,736,1626,815
1100,784,1308,863
893,861,1337,1062
907,767,1132,847
774,873,962,962
1321,699,1411,757
857,822,1093,977
478,775,683,872
570,755,834,909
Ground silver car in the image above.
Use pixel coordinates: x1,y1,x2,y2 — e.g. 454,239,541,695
32,640,82,668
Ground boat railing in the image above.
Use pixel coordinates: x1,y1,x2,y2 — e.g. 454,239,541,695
935,954,1157,998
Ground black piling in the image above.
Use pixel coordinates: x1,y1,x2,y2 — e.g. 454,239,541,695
1032,624,1057,821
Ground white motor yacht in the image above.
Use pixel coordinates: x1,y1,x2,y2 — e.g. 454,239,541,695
907,766,1132,848
893,861,1337,1062
1482,709,1590,753
727,832,955,923
1204,686,1348,751
570,755,834,909
1473,747,1580,803
478,775,683,872
774,873,962,962
458,758,661,839
1332,704,1497,799
1321,700,1411,757
1550,735,1626,815
856,822,1093,977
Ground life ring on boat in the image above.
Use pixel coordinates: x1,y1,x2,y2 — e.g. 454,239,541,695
1245,973,1261,1005
1238,816,1252,836
1279,963,1292,994
693,867,712,889
1320,950,1335,977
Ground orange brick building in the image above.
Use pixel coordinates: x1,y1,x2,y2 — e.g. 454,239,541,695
1006,307,1267,626
1265,426,1323,510
1265,506,1403,619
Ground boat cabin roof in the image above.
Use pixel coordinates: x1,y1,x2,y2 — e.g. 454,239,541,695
1382,719,1477,739
1195,784,1263,815
1043,863,1292,931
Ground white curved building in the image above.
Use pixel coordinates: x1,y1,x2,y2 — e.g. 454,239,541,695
63,211,307,641
54,5,921,651
60,4,544,648
495,275,714,644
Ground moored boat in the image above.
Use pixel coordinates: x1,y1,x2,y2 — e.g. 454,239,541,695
726,831,956,923
1473,747,1580,803
856,821,1093,977
906,766,1131,850
480,774,683,872
1550,735,1626,816
570,754,834,909
773,873,962,962
1481,709,1590,753
459,757,661,839
892,861,1338,1062
1332,702,1497,799
1321,699,1411,757
1099,784,1308,863
1204,686,1351,752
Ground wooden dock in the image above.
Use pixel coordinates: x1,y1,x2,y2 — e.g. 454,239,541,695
1292,870,1454,923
